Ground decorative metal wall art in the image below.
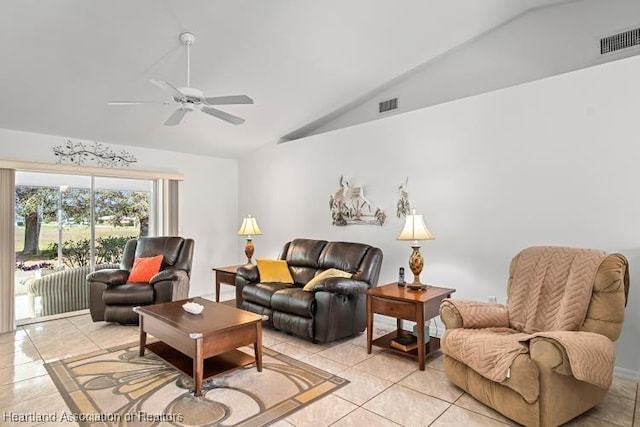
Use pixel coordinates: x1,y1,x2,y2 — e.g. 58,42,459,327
52,140,137,168
329,175,386,226
397,177,411,218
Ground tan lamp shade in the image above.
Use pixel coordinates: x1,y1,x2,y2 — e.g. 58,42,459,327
397,209,434,290
397,210,434,243
237,214,263,237
237,214,263,264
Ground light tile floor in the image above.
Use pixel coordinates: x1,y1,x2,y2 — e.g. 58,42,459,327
0,289,638,426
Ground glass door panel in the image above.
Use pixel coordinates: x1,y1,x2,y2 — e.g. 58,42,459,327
93,177,154,266
14,172,156,323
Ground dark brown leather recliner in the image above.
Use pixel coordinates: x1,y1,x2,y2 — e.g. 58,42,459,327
236,238,383,343
88,236,194,324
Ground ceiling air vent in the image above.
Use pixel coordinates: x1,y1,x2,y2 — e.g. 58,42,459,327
379,97,398,114
600,27,640,55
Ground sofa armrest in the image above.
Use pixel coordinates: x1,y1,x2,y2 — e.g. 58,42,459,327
87,269,129,285
237,264,259,283
236,264,259,308
439,298,509,330
315,278,369,295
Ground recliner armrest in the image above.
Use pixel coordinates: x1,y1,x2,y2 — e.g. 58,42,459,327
526,331,615,387
87,269,129,285
237,264,259,283
439,298,509,329
149,269,186,285
315,277,369,295
529,337,572,374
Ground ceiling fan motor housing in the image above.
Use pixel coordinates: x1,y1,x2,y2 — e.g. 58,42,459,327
179,32,195,46
175,87,204,104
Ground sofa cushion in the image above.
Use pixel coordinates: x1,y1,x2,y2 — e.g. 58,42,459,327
243,282,291,307
103,284,154,305
284,239,328,285
257,259,294,284
318,242,369,273
284,239,328,268
272,311,313,339
271,288,315,318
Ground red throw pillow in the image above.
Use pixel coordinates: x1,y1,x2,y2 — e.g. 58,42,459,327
128,255,163,283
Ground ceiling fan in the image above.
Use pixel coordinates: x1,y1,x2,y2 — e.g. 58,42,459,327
108,32,253,126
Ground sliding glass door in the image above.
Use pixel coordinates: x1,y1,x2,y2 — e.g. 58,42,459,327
14,171,156,322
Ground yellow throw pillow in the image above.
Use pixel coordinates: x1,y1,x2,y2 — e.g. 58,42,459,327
257,259,294,284
303,268,353,291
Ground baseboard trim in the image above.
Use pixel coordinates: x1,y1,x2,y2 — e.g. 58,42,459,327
614,366,640,380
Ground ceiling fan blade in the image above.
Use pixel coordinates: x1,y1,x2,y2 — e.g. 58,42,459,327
164,108,188,126
150,79,185,101
204,95,254,105
108,101,170,105
201,106,245,125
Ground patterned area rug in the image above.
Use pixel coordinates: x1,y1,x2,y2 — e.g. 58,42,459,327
45,342,348,426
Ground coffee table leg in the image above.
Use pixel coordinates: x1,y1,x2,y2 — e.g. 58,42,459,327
255,322,263,372
215,274,221,303
194,338,204,396
139,316,146,357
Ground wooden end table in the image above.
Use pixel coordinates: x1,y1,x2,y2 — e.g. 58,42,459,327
134,297,263,396
212,265,241,302
366,283,455,370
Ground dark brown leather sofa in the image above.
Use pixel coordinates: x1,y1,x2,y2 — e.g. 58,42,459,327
236,238,383,343
88,236,194,324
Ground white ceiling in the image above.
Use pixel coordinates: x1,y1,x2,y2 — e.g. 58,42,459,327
0,0,570,159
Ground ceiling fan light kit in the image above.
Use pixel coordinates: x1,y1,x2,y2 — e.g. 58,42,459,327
108,32,253,126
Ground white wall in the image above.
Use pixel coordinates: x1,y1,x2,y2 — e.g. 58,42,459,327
0,129,239,298
239,54,640,376
296,0,640,139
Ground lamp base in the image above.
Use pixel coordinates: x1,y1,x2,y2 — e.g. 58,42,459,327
407,245,427,290
244,238,255,264
407,245,427,291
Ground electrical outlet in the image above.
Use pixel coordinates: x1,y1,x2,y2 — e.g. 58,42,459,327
488,296,498,304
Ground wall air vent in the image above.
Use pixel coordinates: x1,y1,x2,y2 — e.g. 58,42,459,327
378,97,398,114
600,27,640,55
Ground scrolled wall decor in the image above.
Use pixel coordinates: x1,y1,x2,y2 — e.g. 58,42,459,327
52,140,137,168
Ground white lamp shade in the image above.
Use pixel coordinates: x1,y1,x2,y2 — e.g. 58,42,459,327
397,212,434,241
237,214,263,236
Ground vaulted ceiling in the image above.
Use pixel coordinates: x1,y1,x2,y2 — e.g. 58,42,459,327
0,0,591,159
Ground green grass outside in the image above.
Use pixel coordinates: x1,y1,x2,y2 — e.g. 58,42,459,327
15,223,140,257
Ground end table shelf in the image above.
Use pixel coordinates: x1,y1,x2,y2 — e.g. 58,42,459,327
372,330,441,359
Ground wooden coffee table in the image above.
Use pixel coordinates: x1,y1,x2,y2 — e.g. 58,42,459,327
134,297,263,396
366,283,455,370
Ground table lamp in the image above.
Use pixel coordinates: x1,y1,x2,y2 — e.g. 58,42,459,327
397,209,434,290
237,214,263,264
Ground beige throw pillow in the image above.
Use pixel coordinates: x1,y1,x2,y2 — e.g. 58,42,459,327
303,268,352,291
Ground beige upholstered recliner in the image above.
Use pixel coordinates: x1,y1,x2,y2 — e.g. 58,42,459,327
439,246,629,427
